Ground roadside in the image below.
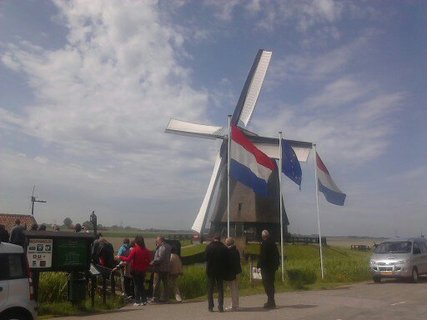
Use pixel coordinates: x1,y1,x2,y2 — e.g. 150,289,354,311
49,279,427,320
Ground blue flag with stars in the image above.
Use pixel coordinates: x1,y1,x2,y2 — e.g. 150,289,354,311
281,139,302,188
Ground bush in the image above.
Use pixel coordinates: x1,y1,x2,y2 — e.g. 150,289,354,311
286,269,317,289
178,264,207,299
38,272,68,303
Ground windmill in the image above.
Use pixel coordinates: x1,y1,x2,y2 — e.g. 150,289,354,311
30,185,47,216
166,50,312,240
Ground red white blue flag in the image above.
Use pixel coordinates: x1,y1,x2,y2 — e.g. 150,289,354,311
229,125,277,197
316,152,346,206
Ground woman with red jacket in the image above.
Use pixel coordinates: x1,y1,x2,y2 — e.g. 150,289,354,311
118,235,151,306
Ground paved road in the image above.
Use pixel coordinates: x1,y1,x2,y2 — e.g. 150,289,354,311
54,280,427,320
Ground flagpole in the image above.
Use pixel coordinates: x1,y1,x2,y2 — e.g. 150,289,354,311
313,144,325,279
278,132,285,282
227,115,231,238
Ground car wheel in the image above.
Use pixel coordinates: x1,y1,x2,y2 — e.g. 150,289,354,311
411,267,419,283
3,311,30,320
373,276,381,283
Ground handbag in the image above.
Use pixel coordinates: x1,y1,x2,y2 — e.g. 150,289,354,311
251,267,262,280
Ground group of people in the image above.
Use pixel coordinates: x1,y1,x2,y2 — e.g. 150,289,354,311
2,220,280,311
90,230,280,311
205,235,242,312
205,229,280,312
0,219,80,247
91,234,183,306
0,219,27,246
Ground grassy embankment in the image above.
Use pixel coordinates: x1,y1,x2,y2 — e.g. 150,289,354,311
38,241,371,317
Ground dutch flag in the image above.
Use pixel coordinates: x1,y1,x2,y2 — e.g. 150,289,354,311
229,125,277,197
316,152,346,206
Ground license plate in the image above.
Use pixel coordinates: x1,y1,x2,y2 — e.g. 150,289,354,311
380,271,392,275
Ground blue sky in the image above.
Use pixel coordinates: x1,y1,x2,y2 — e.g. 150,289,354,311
0,0,426,237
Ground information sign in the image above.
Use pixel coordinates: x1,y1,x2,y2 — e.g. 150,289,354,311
53,238,88,269
27,238,53,268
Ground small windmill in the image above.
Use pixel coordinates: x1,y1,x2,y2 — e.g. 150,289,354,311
31,185,46,216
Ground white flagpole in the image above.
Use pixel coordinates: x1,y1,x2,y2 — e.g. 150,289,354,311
278,132,285,282
313,144,325,279
227,115,231,238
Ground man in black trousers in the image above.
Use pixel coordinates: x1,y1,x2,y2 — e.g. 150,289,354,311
258,230,280,309
205,235,228,312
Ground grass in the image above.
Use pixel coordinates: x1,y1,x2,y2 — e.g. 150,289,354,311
39,296,124,319
37,243,372,316
181,243,206,256
176,243,371,299
37,272,125,318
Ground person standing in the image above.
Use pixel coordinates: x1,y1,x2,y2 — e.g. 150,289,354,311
74,223,82,233
205,235,228,312
224,237,242,311
257,230,280,309
9,219,26,247
150,236,171,303
97,238,116,268
0,224,9,242
168,246,183,302
118,235,151,306
117,238,133,299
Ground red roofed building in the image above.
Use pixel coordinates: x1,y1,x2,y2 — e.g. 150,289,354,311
0,213,37,232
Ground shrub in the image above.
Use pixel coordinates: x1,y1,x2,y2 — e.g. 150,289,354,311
178,264,207,299
38,272,68,303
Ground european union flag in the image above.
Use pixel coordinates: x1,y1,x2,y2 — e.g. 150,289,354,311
281,139,302,188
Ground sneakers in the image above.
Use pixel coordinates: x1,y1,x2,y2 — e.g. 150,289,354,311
148,298,159,304
225,306,239,311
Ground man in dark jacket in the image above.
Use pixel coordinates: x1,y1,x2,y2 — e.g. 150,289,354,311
0,224,9,242
9,219,26,247
258,230,280,309
205,235,228,312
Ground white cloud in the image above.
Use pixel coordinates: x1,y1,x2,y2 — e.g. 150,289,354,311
271,34,372,82
304,77,370,110
0,1,218,218
2,1,209,153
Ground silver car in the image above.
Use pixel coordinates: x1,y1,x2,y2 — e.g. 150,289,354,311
369,237,427,283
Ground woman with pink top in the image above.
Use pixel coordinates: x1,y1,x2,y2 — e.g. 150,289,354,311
118,235,151,306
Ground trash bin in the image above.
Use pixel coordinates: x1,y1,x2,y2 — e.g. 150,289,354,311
68,272,86,304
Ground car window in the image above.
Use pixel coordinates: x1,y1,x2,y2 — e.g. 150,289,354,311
374,241,412,254
413,242,421,254
417,242,427,253
0,253,26,280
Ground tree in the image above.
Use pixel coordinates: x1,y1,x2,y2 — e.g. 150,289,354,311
63,217,73,228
